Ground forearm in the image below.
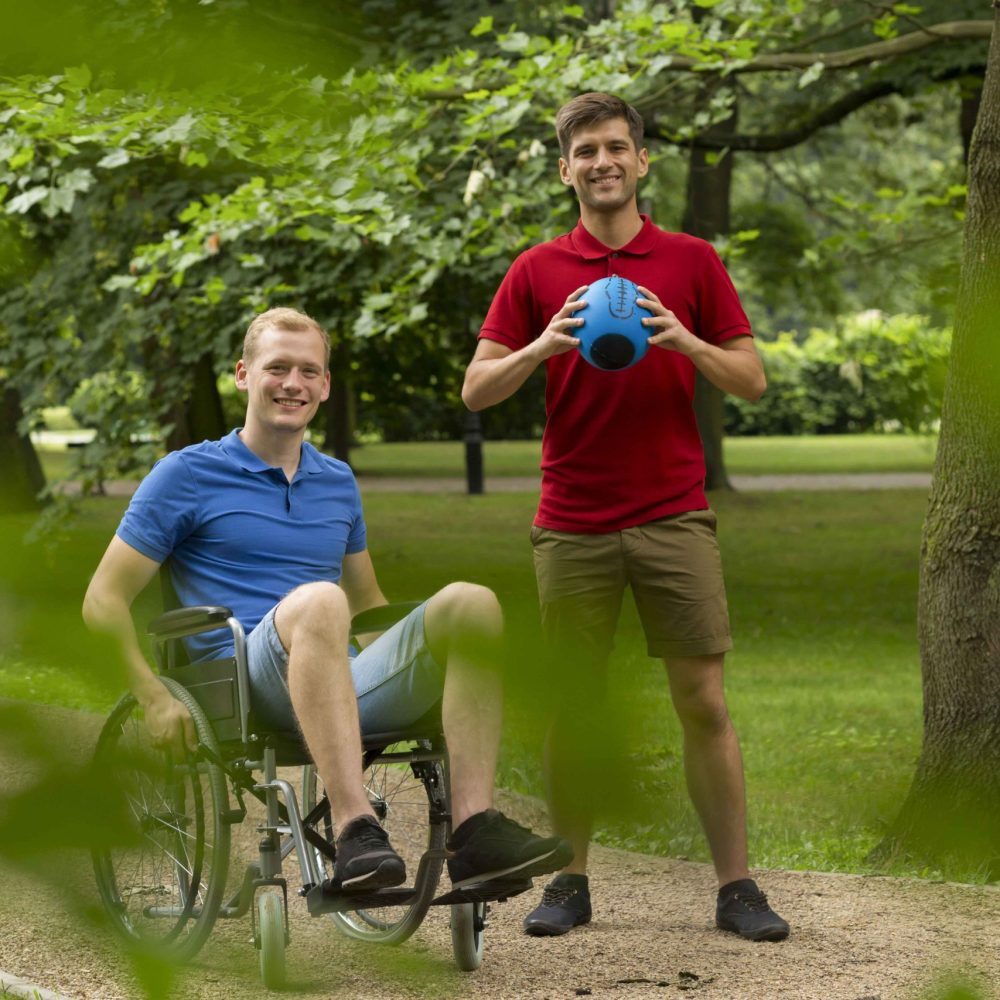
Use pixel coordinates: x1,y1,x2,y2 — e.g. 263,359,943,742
462,344,543,411
686,340,766,401
83,589,164,705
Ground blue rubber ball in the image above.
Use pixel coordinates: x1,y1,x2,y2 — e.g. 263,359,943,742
577,275,653,371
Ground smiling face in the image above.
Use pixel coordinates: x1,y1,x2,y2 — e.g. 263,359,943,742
559,116,649,219
235,325,331,440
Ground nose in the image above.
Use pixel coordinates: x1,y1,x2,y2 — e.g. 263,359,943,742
281,369,304,392
594,145,614,170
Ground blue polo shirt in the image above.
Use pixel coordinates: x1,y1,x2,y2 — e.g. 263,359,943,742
117,430,366,662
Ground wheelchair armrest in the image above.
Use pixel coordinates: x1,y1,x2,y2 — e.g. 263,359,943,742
351,601,422,636
148,606,235,640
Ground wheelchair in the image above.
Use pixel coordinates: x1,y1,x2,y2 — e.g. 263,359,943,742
90,600,533,989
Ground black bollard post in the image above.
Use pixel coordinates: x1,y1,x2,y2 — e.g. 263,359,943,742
464,409,484,495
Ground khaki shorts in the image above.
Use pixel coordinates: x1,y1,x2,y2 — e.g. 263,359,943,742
530,509,732,663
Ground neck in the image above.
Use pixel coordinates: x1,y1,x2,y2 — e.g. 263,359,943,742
579,204,644,250
238,422,305,481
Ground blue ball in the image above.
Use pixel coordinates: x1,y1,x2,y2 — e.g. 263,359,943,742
576,275,653,371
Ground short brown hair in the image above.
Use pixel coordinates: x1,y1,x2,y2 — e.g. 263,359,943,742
555,93,645,159
242,307,330,369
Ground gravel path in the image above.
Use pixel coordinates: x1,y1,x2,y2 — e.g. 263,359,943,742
2,700,997,1000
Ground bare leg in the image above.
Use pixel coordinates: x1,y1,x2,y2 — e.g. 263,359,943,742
665,653,749,887
275,582,374,832
544,720,592,875
422,582,504,828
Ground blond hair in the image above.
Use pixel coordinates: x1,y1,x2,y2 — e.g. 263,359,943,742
242,307,330,369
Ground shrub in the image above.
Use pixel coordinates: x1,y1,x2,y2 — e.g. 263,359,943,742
727,312,951,435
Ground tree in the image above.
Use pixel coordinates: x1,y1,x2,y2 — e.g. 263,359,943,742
876,2,1000,874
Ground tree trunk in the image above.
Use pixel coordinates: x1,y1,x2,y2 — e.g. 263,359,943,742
165,353,227,452
960,79,984,166
324,341,354,464
0,385,46,513
681,104,737,491
876,6,1000,873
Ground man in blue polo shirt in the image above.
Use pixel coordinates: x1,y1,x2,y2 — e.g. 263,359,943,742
83,306,571,893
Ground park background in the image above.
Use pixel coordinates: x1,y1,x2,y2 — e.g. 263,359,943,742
0,2,998,998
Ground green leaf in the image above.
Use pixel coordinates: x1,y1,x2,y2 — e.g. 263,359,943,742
562,4,585,17
471,16,493,37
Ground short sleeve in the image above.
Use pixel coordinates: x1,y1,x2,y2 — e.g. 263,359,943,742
696,245,753,345
116,452,200,562
479,253,537,351
345,480,367,555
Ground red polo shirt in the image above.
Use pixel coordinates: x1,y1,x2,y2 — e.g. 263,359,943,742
479,216,752,533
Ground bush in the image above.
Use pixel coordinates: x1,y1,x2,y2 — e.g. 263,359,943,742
727,312,951,435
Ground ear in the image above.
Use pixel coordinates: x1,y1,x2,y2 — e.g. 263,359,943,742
234,359,248,392
637,147,649,178
558,157,573,187
319,370,331,403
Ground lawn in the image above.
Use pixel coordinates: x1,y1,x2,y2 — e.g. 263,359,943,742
345,434,938,478
0,485,936,879
35,432,939,483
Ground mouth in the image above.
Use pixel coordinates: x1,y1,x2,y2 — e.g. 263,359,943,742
274,398,307,409
591,174,621,187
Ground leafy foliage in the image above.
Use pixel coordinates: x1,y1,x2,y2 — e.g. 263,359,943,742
726,312,952,435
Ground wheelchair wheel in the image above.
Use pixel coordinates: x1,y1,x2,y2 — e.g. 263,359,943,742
257,891,286,990
92,677,231,960
450,901,485,971
302,745,446,944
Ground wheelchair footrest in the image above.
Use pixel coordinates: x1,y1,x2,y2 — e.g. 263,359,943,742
430,876,534,906
306,885,418,916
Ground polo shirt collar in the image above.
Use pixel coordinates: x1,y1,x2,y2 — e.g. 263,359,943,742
221,429,324,476
569,214,656,259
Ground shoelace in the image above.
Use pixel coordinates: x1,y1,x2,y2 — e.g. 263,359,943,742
540,885,579,907
731,889,770,912
343,821,389,853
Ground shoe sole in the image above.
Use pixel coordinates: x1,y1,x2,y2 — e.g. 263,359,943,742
716,919,789,942
451,843,573,890
523,915,591,937
339,858,407,890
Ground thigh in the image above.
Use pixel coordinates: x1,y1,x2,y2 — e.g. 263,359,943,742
246,605,297,732
351,601,446,736
531,525,626,684
624,509,733,659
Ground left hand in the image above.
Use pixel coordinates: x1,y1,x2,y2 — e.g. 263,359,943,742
636,286,698,356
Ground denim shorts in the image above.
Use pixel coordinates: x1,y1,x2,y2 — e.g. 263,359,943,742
245,600,445,736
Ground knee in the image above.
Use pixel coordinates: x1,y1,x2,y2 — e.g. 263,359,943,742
279,582,350,644
432,581,503,636
673,687,731,738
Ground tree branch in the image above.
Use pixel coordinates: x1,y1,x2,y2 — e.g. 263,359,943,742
647,65,984,152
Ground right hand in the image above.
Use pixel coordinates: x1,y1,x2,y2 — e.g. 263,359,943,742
531,286,589,362
142,687,198,757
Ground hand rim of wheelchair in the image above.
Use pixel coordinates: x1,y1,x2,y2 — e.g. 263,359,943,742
91,676,232,961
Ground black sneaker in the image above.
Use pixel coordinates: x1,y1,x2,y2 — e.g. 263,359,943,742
716,879,789,941
446,809,574,888
522,873,592,936
328,815,406,891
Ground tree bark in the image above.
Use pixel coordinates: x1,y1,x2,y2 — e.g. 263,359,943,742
165,352,227,452
876,5,1000,874
324,340,354,464
0,385,46,513
961,80,984,165
681,104,737,491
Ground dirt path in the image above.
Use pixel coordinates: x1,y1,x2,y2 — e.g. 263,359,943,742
1,701,996,1000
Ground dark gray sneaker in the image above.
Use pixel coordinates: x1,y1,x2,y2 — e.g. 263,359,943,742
716,879,789,941
329,815,406,891
522,873,592,936
446,809,573,888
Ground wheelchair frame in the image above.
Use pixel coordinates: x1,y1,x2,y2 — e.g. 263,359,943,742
90,602,531,988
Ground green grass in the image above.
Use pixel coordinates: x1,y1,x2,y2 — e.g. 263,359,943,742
346,433,938,478
0,487,943,879
35,432,938,483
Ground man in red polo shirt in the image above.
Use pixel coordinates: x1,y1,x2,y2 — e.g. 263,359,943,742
462,92,789,941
